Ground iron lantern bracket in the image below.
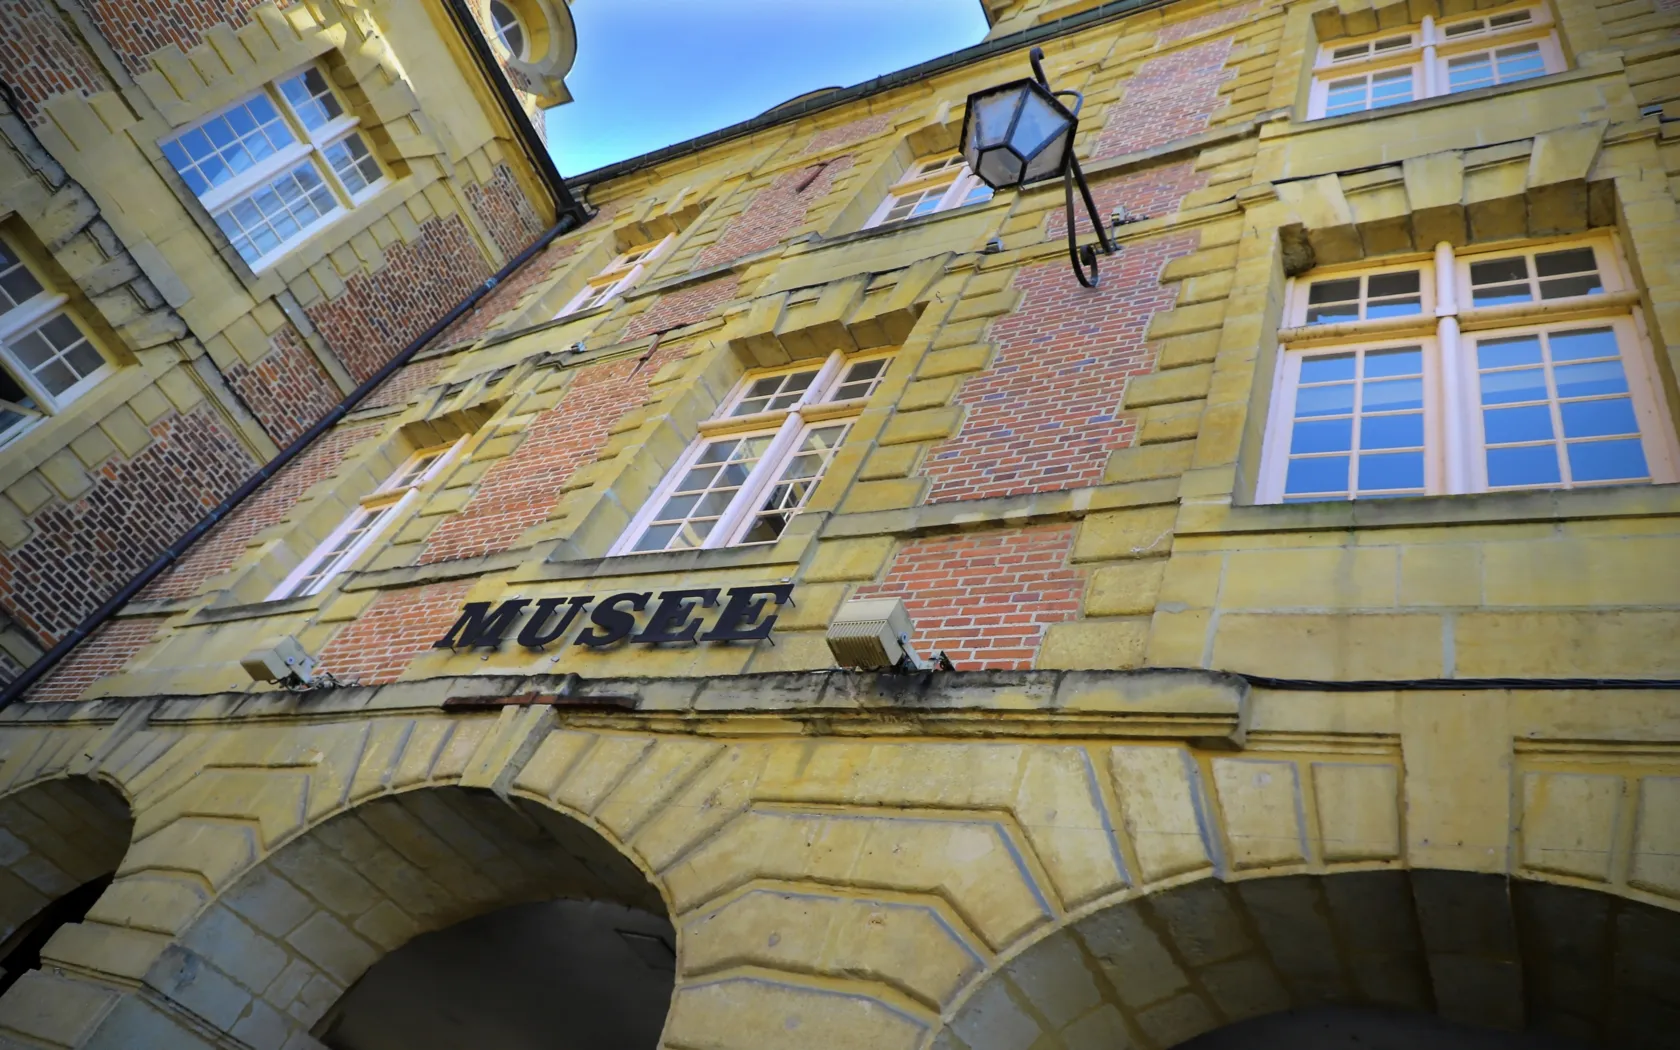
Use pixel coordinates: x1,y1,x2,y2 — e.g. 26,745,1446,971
1027,47,1116,289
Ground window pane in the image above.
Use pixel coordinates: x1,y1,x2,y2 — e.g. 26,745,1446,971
323,133,382,196
632,435,773,552
732,368,820,416
1360,413,1424,449
1285,455,1349,496
1325,79,1370,116
1548,327,1619,362
1295,382,1356,417
1362,377,1423,412
1553,360,1628,400
215,161,338,263
1559,398,1638,439
740,423,850,544
1370,70,1414,107
832,358,888,402
1477,335,1542,370
1495,43,1546,82
1448,53,1495,92
278,68,343,131
1360,451,1424,490
1487,444,1561,487
1469,257,1532,305
1364,346,1422,377
1479,367,1548,405
1484,404,1554,444
1290,418,1352,454
1333,44,1370,61
1305,278,1360,323
162,95,297,197
1366,271,1422,317
1567,438,1648,482
1300,353,1357,383
7,312,101,395
0,244,43,312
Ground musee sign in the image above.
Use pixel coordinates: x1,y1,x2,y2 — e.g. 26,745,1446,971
431,584,794,652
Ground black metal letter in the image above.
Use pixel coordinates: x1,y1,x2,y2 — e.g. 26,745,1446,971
699,584,793,643
432,599,531,650
574,592,652,648
516,595,594,650
632,588,720,645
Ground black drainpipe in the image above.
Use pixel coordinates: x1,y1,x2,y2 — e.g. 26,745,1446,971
0,3,594,706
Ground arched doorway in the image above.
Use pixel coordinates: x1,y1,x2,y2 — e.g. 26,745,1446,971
934,871,1679,1050
0,778,133,996
119,787,674,1049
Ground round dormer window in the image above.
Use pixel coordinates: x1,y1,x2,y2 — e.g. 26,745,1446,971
489,0,527,58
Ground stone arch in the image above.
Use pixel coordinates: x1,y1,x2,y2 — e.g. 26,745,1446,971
0,777,133,994
932,870,1680,1050
80,785,673,1050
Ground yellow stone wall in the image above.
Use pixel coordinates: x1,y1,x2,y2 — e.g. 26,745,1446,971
0,0,1677,1045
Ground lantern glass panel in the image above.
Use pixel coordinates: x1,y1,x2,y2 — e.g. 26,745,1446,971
973,88,1023,148
1020,125,1072,183
1012,87,1071,163
976,146,1025,189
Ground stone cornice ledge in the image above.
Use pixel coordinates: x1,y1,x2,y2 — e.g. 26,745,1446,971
3,668,1252,748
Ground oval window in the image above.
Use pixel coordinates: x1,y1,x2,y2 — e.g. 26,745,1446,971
489,0,526,58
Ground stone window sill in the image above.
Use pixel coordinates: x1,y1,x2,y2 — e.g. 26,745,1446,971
1190,481,1680,536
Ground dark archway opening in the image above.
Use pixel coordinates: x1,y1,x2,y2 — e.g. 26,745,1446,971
1175,1004,1591,1050
315,897,675,1050
0,874,110,998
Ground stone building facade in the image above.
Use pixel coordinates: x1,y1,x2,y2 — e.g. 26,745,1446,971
0,0,1677,1047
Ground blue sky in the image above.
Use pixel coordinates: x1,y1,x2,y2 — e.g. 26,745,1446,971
545,0,991,177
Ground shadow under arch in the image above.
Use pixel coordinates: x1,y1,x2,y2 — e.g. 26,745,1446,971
0,777,133,996
933,870,1679,1050
86,785,674,1050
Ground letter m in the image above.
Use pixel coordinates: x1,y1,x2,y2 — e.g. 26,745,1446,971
432,599,531,650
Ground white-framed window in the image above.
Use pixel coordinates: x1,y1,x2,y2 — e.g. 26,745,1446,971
1307,4,1562,119
160,64,387,268
863,154,994,229
488,0,527,57
1259,236,1678,503
0,240,110,446
612,352,892,554
556,236,672,318
268,440,462,600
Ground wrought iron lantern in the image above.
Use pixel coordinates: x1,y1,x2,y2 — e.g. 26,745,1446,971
959,46,1116,287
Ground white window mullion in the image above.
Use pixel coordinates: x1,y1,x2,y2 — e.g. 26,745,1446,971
1421,16,1440,96
705,413,806,548
196,140,314,213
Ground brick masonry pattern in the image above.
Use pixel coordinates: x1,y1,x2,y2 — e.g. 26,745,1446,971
27,616,165,702
799,113,895,155
464,163,548,263
442,236,577,347
0,406,255,643
142,422,380,602
623,275,740,342
305,215,492,384
1157,2,1259,44
317,579,473,684
693,157,853,270
225,323,342,448
1047,161,1209,238
923,230,1197,503
85,0,276,75
1093,35,1236,159
417,343,685,564
853,525,1085,670
0,0,111,123
362,357,448,412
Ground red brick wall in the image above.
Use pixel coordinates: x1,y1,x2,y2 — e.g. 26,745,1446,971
465,163,548,263
693,158,853,270
306,216,492,383
84,0,277,76
418,344,684,564
623,275,739,342
317,580,473,685
1158,3,1258,44
142,421,379,601
442,235,578,347
923,231,1196,504
363,357,448,411
26,616,164,702
225,323,341,447
852,525,1084,670
800,113,894,155
0,406,254,644
1047,161,1208,238
1093,35,1235,160
0,0,112,123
